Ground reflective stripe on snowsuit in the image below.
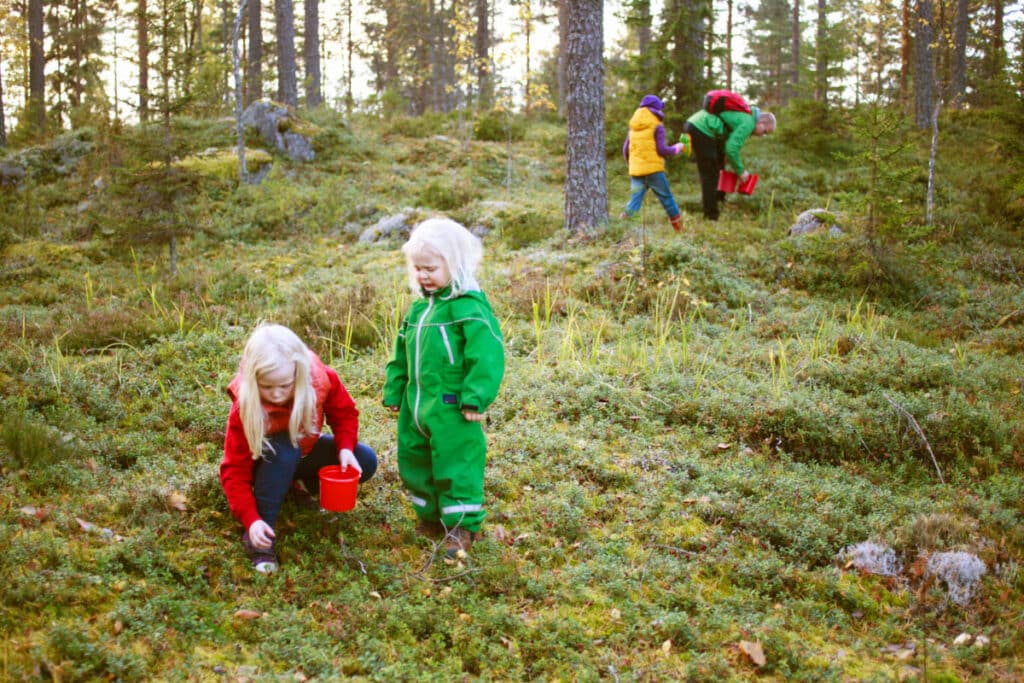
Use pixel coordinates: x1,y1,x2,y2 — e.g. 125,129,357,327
384,287,505,533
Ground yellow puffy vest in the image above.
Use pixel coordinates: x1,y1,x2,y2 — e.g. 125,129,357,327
627,107,666,177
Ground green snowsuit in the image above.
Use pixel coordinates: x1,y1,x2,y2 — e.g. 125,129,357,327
383,286,505,532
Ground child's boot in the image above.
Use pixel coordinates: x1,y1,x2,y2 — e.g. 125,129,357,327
444,527,477,558
242,530,279,574
415,518,444,538
670,214,683,232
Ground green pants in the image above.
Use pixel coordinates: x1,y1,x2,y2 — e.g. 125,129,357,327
397,404,487,532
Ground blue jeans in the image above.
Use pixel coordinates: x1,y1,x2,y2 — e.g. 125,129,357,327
623,171,680,219
253,433,378,527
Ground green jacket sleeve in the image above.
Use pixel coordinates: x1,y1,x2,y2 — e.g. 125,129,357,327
720,110,756,174
383,315,411,407
454,293,505,412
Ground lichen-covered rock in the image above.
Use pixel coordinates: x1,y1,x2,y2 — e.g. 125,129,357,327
240,100,315,162
789,208,844,237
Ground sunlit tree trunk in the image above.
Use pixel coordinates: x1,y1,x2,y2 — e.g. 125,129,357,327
563,0,606,235
475,0,493,110
246,0,262,104
304,0,322,107
275,0,298,106
913,0,935,128
29,0,45,133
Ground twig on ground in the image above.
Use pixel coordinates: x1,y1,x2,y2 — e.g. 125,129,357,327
883,393,945,485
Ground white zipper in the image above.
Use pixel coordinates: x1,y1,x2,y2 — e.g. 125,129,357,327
439,325,455,365
412,297,434,435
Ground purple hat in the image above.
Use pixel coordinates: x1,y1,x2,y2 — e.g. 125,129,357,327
639,94,664,112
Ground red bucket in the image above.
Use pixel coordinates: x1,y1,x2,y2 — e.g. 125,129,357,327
319,465,359,512
717,170,739,193
738,173,759,195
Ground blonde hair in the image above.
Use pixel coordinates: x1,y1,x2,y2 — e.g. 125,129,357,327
402,217,483,297
236,323,317,459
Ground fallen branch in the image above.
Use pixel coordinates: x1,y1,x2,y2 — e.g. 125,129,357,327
883,393,944,485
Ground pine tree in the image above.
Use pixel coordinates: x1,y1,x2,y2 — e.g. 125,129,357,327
564,0,606,235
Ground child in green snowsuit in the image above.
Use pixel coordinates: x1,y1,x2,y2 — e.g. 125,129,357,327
384,218,505,557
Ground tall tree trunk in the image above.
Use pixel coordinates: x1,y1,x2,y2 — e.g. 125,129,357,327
790,0,799,102
475,0,492,111
989,0,1004,79
0,59,7,147
558,0,568,116
815,0,826,102
429,0,440,111
275,0,298,106
948,0,966,107
523,1,533,112
247,0,262,103
304,0,322,107
71,0,83,108
726,0,734,90
563,0,606,235
28,0,45,133
344,0,354,115
900,0,909,108
913,0,935,128
138,0,150,122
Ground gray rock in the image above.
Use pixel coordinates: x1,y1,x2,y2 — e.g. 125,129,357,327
788,208,844,237
241,100,315,162
0,161,25,186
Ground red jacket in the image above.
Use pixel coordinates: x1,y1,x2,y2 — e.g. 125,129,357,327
219,352,359,528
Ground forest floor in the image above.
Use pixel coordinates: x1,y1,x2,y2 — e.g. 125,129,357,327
0,110,1022,681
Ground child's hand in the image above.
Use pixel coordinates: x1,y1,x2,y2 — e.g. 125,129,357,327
338,448,362,474
461,409,485,423
387,405,400,413
248,520,275,550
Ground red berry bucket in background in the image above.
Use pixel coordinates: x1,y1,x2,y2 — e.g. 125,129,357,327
717,170,739,192
738,173,759,195
319,465,359,512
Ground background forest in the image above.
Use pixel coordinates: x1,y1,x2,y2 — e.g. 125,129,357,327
1,0,1023,681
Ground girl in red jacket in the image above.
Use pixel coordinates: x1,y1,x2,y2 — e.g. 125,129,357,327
219,323,377,573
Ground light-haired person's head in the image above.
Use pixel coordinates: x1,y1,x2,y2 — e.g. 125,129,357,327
237,323,316,459
402,218,483,297
755,112,776,137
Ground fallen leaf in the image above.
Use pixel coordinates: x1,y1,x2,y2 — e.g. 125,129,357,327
716,442,731,450
167,491,188,512
661,639,672,653
369,591,382,600
233,609,262,620
739,640,766,667
609,608,621,620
